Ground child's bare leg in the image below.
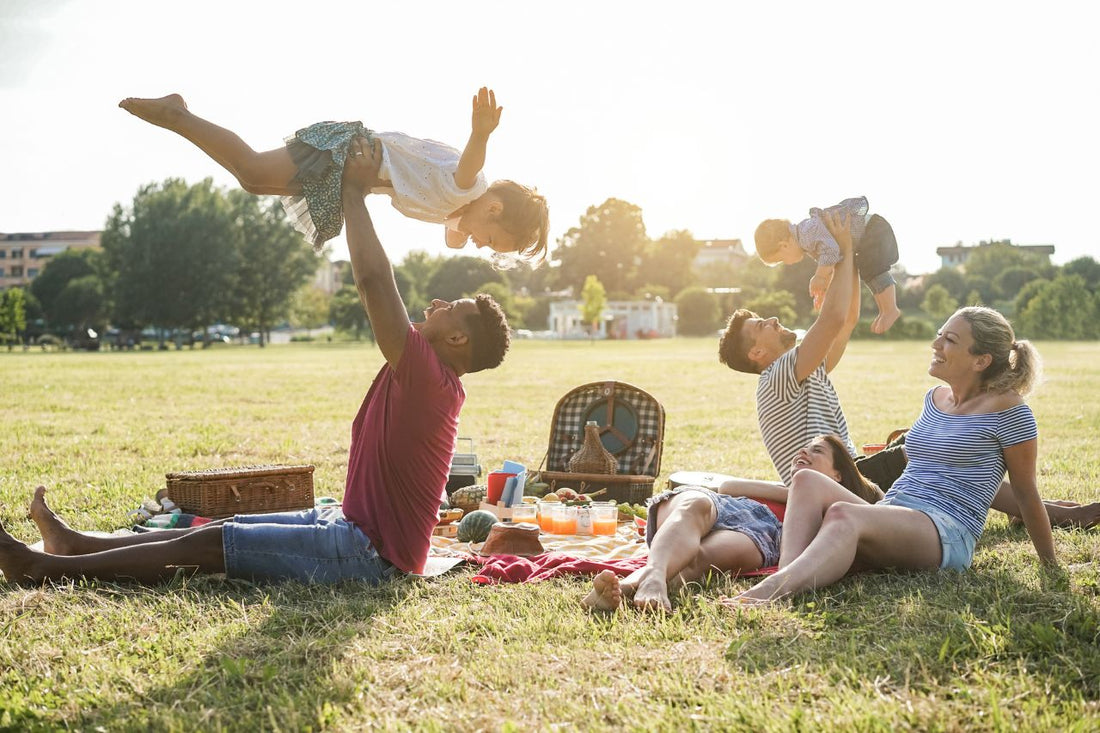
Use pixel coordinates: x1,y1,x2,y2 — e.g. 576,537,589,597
871,284,901,334
28,485,227,556
119,94,300,195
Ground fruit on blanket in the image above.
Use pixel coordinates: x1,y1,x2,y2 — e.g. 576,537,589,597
457,509,498,543
449,484,487,513
524,480,551,497
555,488,579,501
540,493,560,503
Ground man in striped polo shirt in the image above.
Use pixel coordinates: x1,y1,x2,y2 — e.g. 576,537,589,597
718,212,1098,528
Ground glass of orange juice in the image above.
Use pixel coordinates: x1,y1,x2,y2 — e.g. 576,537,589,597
591,503,618,536
552,504,578,535
511,504,537,525
537,502,555,532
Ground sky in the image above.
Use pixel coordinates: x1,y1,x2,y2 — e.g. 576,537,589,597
1,0,1097,275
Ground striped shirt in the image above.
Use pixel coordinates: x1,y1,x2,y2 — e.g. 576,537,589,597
794,196,870,266
757,348,855,484
883,387,1038,541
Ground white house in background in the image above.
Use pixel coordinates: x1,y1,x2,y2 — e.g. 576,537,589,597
314,258,349,295
935,242,1055,270
549,299,678,339
692,238,750,274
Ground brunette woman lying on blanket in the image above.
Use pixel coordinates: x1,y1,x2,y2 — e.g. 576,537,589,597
582,435,881,612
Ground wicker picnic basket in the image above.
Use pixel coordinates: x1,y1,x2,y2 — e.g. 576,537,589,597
535,381,665,504
164,464,315,518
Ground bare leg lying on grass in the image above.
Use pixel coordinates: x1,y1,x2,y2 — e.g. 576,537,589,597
119,94,301,196
581,491,765,613
1,487,227,584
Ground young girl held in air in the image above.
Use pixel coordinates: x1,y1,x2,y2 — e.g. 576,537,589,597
120,88,548,264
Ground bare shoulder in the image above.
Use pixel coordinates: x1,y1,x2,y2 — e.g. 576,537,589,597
986,390,1026,412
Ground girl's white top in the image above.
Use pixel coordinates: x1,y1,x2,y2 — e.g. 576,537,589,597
371,131,488,223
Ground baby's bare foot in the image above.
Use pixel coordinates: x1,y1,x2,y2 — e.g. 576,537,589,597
581,569,623,612
872,306,901,334
28,486,86,556
118,93,189,129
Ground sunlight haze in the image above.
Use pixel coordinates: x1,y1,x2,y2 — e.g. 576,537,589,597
1,0,1097,275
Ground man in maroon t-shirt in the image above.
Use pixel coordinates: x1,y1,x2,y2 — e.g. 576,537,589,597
1,137,512,585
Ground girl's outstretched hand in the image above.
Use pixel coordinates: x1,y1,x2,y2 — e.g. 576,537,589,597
471,87,502,138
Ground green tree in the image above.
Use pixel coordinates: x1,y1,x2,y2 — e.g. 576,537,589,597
1017,275,1099,339
1063,256,1100,292
395,250,442,316
228,192,317,347
29,248,102,331
964,241,1049,284
289,285,331,333
579,275,606,339
554,198,648,295
472,281,522,328
101,178,240,345
329,285,372,341
922,267,968,305
54,275,108,338
674,286,719,336
635,229,700,298
0,288,27,350
425,256,501,303
993,266,1041,301
744,290,797,325
921,284,959,322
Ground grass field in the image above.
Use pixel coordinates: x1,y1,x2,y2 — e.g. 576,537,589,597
2,338,1098,731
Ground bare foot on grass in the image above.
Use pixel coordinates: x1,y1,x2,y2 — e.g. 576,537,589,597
1013,500,1100,529
871,305,901,334
118,93,189,129
0,519,41,584
631,568,672,612
28,486,87,556
581,569,623,612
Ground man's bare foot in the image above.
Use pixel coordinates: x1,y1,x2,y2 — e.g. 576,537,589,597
632,567,672,612
28,486,87,555
871,305,901,334
118,93,189,130
1045,501,1100,529
0,519,42,584
581,569,623,612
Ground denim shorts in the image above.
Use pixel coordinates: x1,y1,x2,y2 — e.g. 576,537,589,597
878,493,976,570
222,507,397,584
646,487,782,567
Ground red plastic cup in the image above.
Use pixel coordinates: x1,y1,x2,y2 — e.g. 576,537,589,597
862,443,886,456
486,471,517,505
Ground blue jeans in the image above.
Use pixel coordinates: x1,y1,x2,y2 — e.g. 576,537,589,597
879,493,976,570
222,507,396,584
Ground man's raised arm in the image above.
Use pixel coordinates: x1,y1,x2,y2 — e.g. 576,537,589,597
342,137,411,369
793,211,855,382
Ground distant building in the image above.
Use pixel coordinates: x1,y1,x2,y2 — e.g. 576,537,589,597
692,238,749,274
936,242,1055,270
549,299,677,339
314,258,350,295
0,230,102,289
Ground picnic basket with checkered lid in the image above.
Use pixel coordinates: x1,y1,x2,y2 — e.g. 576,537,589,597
535,380,665,504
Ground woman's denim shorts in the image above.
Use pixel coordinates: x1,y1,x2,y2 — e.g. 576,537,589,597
879,493,977,570
222,507,397,584
646,487,782,567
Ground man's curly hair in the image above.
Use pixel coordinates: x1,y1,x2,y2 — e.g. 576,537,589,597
465,294,511,373
717,309,760,374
